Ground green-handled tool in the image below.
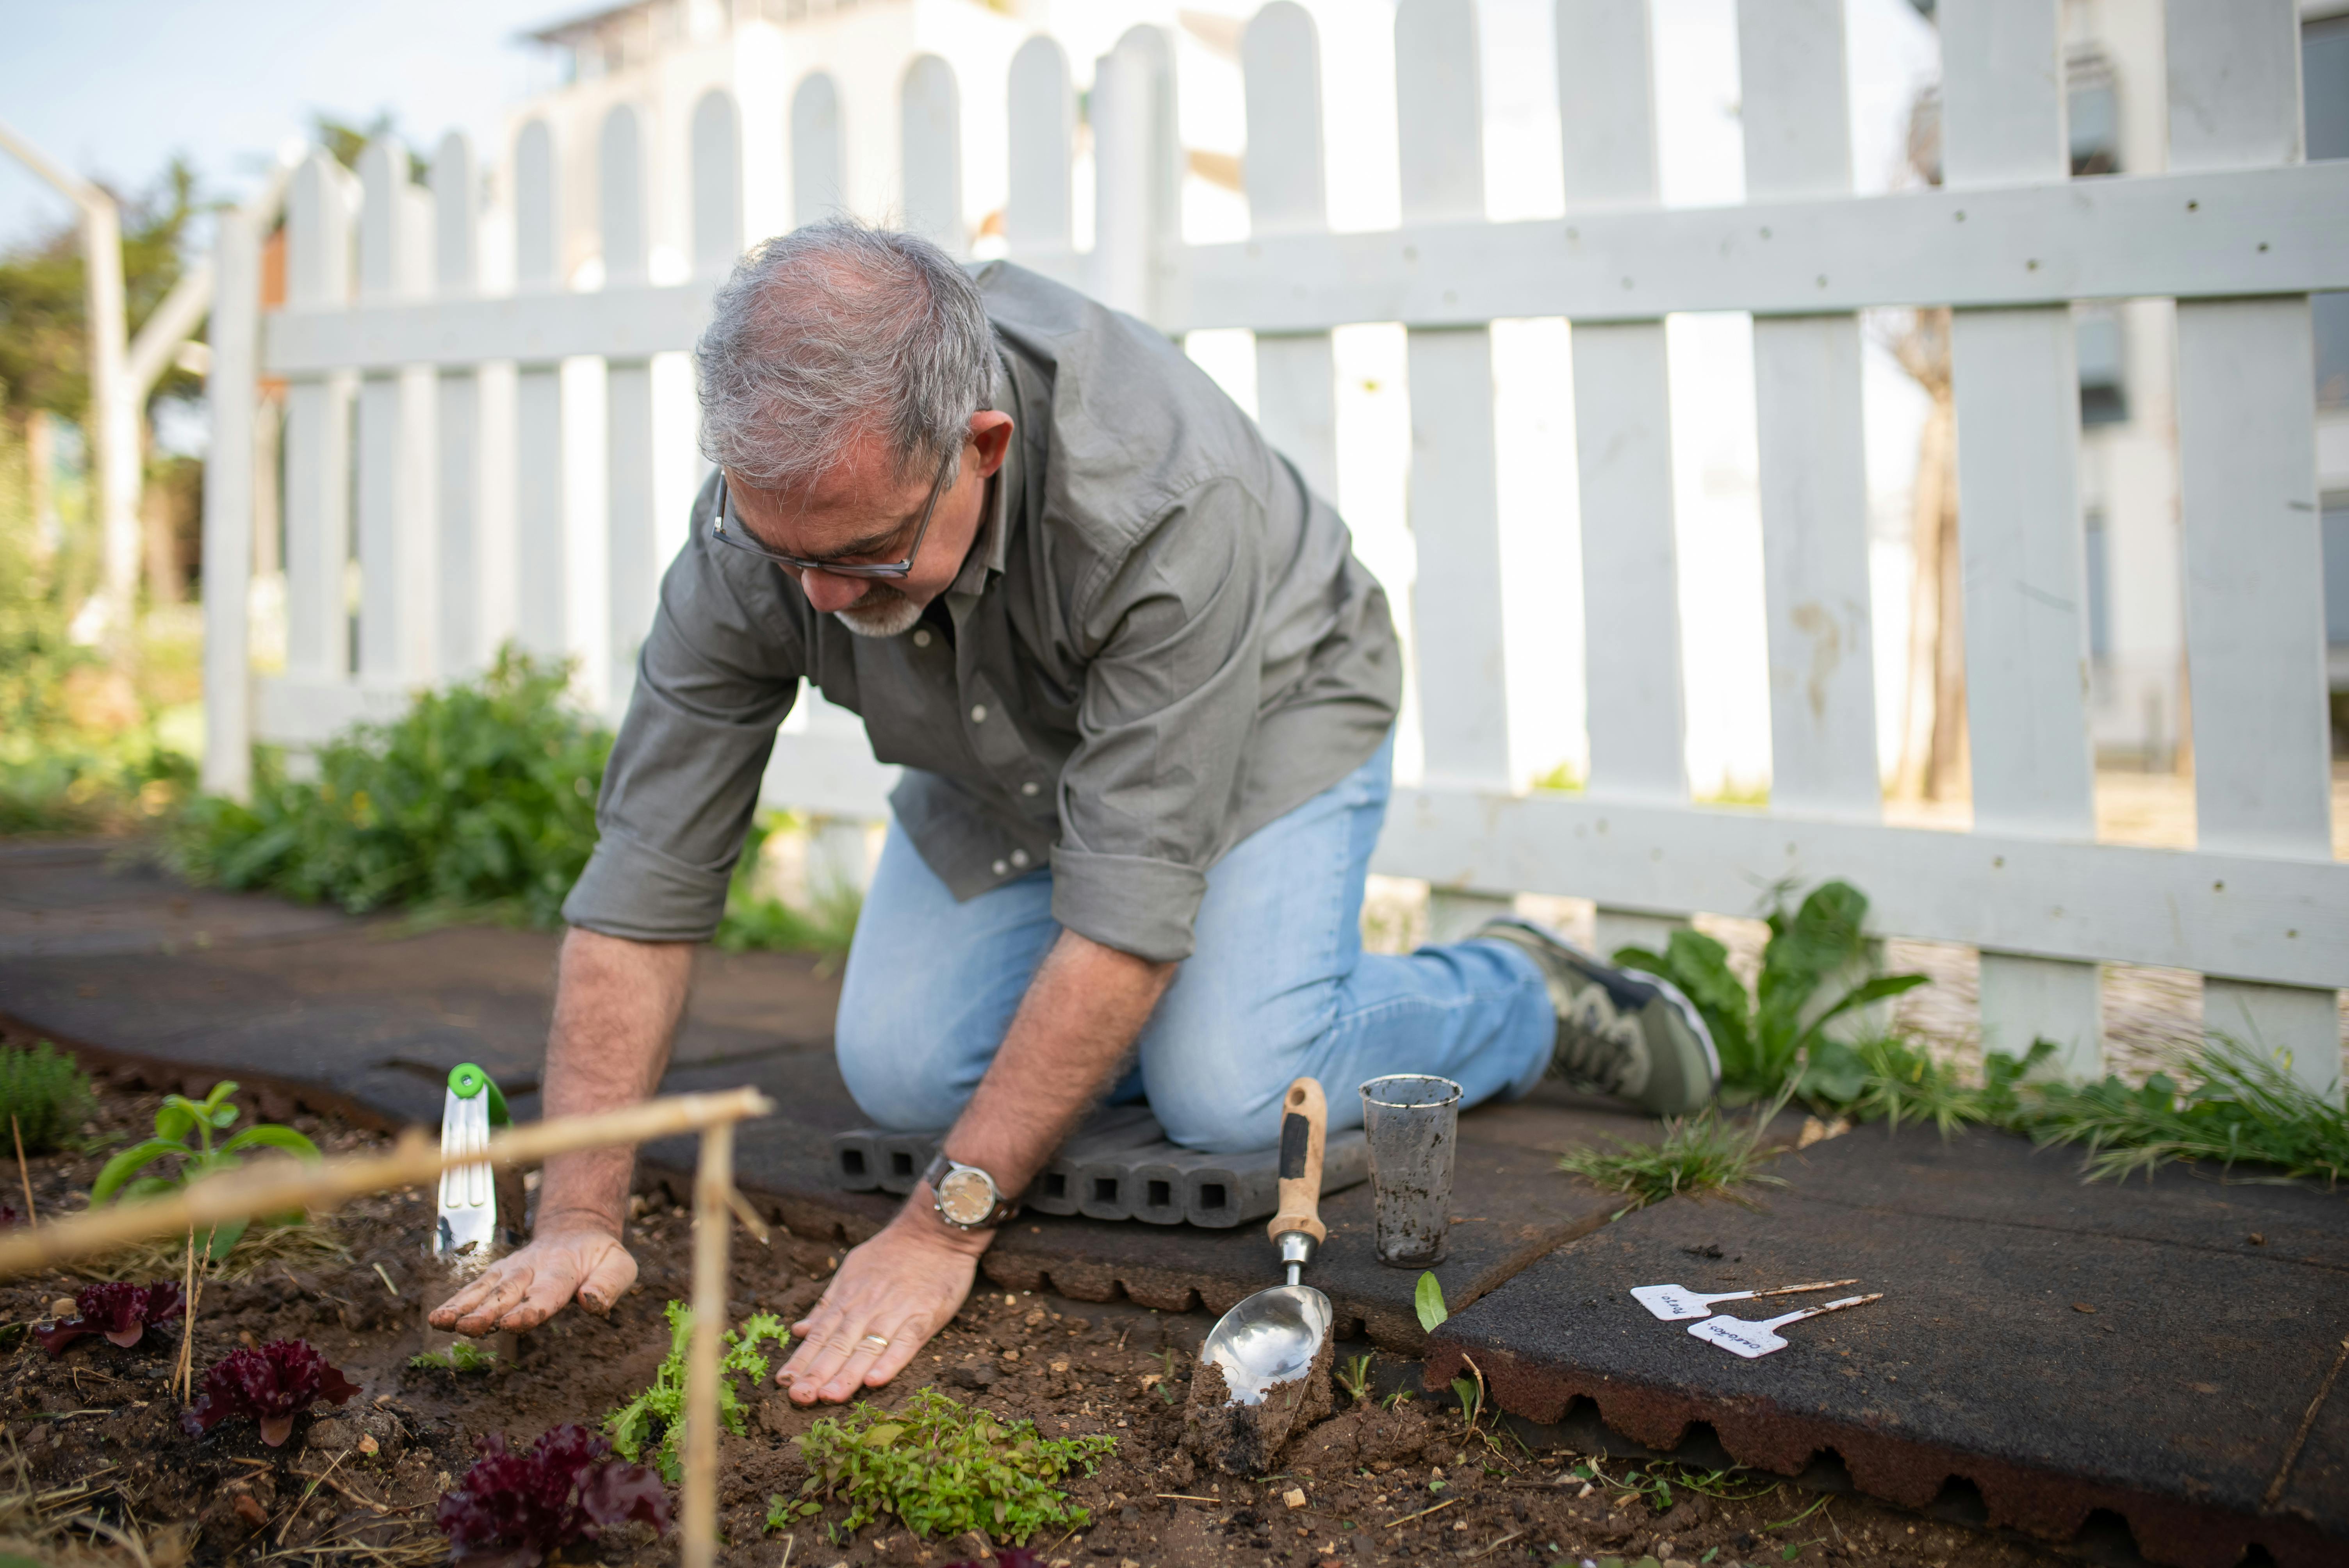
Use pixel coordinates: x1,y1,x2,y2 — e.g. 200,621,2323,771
436,1063,510,1261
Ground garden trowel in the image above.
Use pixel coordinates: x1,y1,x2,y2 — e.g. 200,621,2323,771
435,1063,510,1263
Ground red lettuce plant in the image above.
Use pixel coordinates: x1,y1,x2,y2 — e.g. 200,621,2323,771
437,1424,669,1568
943,1552,1044,1568
182,1338,361,1446
35,1281,187,1356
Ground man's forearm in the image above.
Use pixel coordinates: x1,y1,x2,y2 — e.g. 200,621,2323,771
536,927,695,1234
933,929,1174,1209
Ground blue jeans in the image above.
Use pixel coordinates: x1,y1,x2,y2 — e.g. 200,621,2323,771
834,734,1554,1153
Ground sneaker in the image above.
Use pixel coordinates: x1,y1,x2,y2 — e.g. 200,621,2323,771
1473,917,1720,1116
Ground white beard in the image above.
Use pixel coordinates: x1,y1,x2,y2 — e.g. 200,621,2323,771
832,590,925,638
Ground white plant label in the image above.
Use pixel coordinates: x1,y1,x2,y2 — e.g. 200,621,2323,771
1631,1279,1858,1322
1688,1293,1882,1358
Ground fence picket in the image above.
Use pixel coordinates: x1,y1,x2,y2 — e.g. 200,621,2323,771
601,103,657,720
512,120,567,659
1738,0,1877,822
791,73,845,228
1242,4,1338,508
200,205,261,800
355,137,435,686
1007,36,1073,255
902,56,964,252
282,151,354,686
692,89,743,277
433,132,482,678
2166,0,2338,1099
1941,0,2102,1077
1093,25,1178,320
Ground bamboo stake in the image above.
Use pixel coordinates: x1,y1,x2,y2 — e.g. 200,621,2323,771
0,1089,774,1280
12,1116,37,1225
681,1119,734,1568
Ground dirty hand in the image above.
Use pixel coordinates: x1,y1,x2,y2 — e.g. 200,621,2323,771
428,1220,638,1336
779,1205,987,1404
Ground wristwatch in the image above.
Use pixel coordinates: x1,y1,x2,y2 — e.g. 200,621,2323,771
922,1153,1020,1231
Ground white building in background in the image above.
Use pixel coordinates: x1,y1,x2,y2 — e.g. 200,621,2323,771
497,0,2346,788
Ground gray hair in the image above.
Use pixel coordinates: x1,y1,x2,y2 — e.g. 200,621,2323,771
694,219,993,494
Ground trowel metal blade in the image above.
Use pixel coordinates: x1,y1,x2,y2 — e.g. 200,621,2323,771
1201,1284,1331,1406
436,1084,496,1261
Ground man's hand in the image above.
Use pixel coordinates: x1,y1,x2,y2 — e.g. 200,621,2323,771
777,1202,989,1404
429,1220,640,1335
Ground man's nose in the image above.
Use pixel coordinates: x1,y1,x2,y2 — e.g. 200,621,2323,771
797,569,867,615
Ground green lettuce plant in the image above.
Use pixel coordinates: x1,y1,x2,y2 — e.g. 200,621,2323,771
605,1301,788,1483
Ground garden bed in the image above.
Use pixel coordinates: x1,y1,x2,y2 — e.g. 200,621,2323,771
0,1063,2077,1568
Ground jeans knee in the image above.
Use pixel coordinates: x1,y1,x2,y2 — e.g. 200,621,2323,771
1142,1042,1294,1154
835,1013,972,1131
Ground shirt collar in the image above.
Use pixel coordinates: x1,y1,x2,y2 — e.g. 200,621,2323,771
946,354,1020,601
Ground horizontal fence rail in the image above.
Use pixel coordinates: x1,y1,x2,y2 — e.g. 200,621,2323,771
206,0,2349,1096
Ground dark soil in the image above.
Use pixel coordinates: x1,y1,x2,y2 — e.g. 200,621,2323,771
0,1057,2078,1568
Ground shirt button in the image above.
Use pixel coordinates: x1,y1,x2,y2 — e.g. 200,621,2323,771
1021,781,1040,796
912,629,932,648
992,859,1009,876
970,704,987,723
1011,849,1030,868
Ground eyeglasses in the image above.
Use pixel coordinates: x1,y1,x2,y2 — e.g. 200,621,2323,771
709,444,959,579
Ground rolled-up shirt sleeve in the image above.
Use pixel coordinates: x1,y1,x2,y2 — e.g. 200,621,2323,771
563,524,805,943
1050,477,1265,962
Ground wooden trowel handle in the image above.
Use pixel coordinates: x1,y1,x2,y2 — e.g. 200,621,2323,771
1267,1077,1328,1247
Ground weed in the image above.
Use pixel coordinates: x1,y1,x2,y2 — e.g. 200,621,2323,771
90,1080,319,1260
1450,1355,1486,1433
792,1386,1114,1544
605,1300,788,1483
1612,878,1927,1105
1380,1386,1415,1410
410,1339,499,1374
1148,1346,1181,1404
1336,1352,1374,1404
2020,1039,2349,1185
1414,1272,1448,1333
766,1493,814,1532
0,1041,94,1154
1556,1083,1796,1212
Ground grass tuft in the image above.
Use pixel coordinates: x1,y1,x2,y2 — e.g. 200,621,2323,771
1558,1086,1795,1211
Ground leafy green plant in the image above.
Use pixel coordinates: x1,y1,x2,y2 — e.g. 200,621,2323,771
1413,1272,1447,1333
1611,879,1927,1104
605,1301,788,1483
792,1387,1114,1544
90,1080,319,1259
1450,1358,1485,1434
411,1339,499,1374
1557,1084,1797,1213
0,1041,94,1154
713,812,863,967
2018,1039,2349,1185
1336,1352,1374,1404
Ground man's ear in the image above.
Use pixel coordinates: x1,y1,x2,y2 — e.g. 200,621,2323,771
970,410,1015,479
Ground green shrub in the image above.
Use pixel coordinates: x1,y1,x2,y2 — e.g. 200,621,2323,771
791,1387,1114,1544
1611,878,1928,1105
0,1041,95,1153
171,648,610,925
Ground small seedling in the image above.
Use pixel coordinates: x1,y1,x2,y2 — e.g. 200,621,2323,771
1150,1345,1180,1404
411,1338,499,1374
794,1386,1114,1544
437,1423,668,1565
1336,1352,1374,1404
92,1080,320,1260
182,1338,359,1447
1381,1386,1415,1410
1414,1272,1448,1333
766,1493,819,1532
606,1301,787,1482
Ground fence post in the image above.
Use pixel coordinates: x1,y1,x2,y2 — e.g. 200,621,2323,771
355,137,438,689
902,55,964,252
1093,25,1178,323
1006,36,1074,255
1395,0,1514,940
283,151,354,689
791,73,846,228
601,103,657,722
200,207,261,801
1941,0,2105,1079
433,132,483,679
1558,0,1688,960
512,121,567,663
2165,0,2339,1100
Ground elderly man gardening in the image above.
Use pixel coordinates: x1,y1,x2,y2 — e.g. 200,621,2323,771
430,221,1716,1401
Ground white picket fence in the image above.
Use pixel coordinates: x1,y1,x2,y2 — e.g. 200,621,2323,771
201,0,2349,1094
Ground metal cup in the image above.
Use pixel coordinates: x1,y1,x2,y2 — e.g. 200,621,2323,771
1358,1074,1463,1269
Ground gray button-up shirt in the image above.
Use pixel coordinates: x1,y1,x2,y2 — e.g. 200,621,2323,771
562,262,1401,963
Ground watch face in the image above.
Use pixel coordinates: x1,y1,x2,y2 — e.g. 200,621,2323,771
936,1167,996,1226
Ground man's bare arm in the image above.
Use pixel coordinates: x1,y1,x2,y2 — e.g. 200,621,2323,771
430,927,693,1334
777,928,1174,1403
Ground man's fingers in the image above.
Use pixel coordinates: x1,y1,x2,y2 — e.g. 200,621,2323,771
577,1241,637,1315
500,1258,586,1333
429,1265,510,1330
453,1267,533,1335
850,1304,935,1394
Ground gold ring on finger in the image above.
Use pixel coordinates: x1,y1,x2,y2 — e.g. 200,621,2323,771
860,1333,891,1350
